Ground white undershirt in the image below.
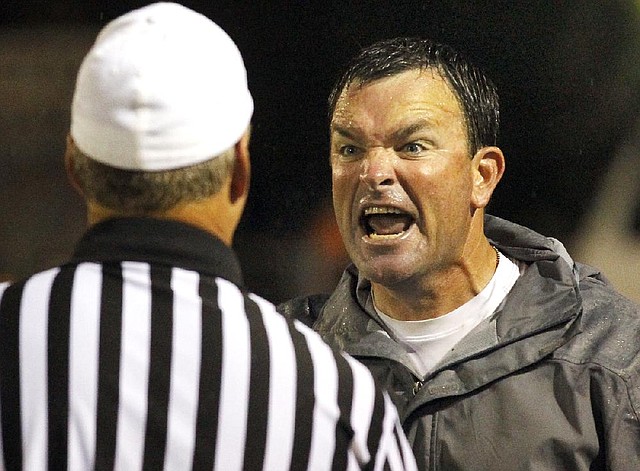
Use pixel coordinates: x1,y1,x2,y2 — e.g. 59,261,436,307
375,249,523,378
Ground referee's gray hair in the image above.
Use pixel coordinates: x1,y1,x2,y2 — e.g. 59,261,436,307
68,142,236,213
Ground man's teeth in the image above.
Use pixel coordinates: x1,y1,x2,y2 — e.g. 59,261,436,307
363,206,404,215
368,232,403,239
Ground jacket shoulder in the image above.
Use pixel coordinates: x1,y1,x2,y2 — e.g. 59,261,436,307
560,273,640,372
277,294,330,328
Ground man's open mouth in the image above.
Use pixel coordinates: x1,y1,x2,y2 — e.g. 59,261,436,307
361,206,414,239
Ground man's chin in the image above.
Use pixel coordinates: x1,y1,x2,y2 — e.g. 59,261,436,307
356,261,415,287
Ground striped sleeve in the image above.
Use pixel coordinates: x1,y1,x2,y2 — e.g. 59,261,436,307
342,355,375,466
296,322,340,470
293,321,417,471
249,295,298,470
373,393,417,471
251,295,315,470
342,354,416,471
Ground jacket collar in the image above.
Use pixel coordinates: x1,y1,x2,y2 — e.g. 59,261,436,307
485,214,577,271
316,215,583,406
71,217,244,287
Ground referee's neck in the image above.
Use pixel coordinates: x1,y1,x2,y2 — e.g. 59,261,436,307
85,195,239,248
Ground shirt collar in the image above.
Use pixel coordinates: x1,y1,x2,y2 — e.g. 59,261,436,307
71,217,243,286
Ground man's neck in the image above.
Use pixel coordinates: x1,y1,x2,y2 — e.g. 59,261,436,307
371,240,498,321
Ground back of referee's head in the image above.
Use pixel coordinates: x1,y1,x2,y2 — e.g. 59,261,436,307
64,2,254,245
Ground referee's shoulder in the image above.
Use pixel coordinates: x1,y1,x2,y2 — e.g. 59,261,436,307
0,262,90,307
0,265,58,295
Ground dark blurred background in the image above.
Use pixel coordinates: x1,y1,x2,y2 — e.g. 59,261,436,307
2,1,640,303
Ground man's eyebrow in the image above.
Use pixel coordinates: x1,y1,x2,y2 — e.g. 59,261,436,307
391,120,430,141
331,119,431,142
330,124,360,141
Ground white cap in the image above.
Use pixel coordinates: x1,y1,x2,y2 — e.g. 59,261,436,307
70,2,253,171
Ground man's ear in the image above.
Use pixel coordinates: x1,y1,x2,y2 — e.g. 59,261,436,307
230,129,251,204
471,146,505,209
64,134,85,197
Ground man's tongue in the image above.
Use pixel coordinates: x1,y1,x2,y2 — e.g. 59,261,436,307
367,214,412,236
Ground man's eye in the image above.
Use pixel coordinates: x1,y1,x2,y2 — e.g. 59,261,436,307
402,142,425,154
339,145,361,157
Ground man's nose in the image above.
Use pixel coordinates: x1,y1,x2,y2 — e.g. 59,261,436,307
359,149,396,188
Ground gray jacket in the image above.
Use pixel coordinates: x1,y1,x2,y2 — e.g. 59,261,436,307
279,215,640,470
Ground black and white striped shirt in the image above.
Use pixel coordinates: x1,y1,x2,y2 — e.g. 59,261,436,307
0,218,416,471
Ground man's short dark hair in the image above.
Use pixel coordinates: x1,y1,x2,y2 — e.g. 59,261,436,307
328,37,499,155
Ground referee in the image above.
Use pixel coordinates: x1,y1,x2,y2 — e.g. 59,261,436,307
0,3,416,470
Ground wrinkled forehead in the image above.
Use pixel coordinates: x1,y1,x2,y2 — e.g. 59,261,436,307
336,64,457,110
332,67,458,113
331,68,462,126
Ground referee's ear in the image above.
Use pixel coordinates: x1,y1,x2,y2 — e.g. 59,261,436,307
230,129,251,205
64,134,85,198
